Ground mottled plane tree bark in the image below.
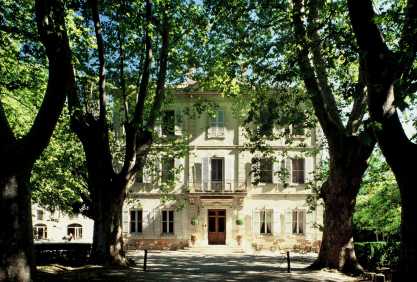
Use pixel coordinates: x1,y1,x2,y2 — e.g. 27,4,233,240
0,0,72,280
348,0,417,279
291,0,375,273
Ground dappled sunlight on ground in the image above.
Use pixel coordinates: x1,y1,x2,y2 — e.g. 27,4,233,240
35,250,360,281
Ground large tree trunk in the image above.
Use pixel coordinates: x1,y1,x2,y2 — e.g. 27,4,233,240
91,180,127,265
347,0,417,278
370,110,417,279
73,117,128,265
0,171,34,282
310,137,374,274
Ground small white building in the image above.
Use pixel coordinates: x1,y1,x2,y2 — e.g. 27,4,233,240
123,90,323,252
32,204,93,243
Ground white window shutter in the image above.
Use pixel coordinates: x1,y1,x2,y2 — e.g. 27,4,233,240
306,211,314,239
253,209,261,236
286,158,292,184
224,156,234,191
202,157,209,191
122,209,129,234
285,209,292,235
217,110,225,137
272,160,280,184
193,163,202,191
273,209,280,236
245,162,252,188
142,210,149,234
175,158,185,183
175,110,183,136
154,209,161,235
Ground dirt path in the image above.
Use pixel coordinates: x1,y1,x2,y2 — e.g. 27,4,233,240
35,250,362,281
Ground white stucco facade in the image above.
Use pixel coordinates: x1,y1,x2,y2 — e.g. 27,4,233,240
123,91,323,252
32,204,94,243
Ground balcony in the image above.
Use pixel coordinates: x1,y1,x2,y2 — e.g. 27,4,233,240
190,179,247,193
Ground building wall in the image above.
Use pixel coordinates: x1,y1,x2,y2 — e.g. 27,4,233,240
32,204,94,243
123,92,323,252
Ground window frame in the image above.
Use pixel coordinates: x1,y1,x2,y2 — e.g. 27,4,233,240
162,210,174,234
259,209,273,235
161,157,175,183
37,210,44,221
292,209,306,235
161,110,175,136
259,158,273,184
34,224,47,240
208,109,225,138
67,223,83,240
130,210,143,234
291,158,305,184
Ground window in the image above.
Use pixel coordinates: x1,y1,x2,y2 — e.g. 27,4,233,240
208,109,225,137
292,158,305,184
67,223,83,240
162,110,175,136
292,124,305,136
33,224,47,240
259,111,273,136
136,168,143,184
130,210,143,233
37,210,44,221
161,157,175,183
260,209,273,234
259,159,273,183
292,210,306,234
162,210,174,234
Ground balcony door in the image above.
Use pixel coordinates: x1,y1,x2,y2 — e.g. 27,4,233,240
208,209,226,245
211,158,224,191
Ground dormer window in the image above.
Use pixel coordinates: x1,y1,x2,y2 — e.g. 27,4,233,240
208,109,225,138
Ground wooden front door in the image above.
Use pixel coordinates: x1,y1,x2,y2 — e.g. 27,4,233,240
208,209,226,245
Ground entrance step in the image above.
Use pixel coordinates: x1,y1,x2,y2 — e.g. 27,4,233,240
182,245,245,255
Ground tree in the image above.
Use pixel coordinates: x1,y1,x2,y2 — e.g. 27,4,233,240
0,0,73,280
348,0,417,277
203,0,375,273
64,0,206,264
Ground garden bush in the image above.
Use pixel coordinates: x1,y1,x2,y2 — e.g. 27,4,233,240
355,241,400,270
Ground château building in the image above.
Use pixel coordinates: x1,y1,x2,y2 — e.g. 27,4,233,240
122,89,323,252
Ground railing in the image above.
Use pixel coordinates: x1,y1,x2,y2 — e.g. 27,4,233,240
191,179,248,193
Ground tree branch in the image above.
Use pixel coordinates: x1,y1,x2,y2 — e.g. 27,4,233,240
0,24,38,41
291,0,343,141
346,64,367,134
19,0,72,165
132,0,153,129
147,11,170,130
117,24,129,123
306,0,344,132
398,0,417,75
0,99,15,147
89,0,107,123
120,0,153,178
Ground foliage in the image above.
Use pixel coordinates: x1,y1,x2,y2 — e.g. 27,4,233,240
354,149,401,240
31,109,89,216
355,241,400,270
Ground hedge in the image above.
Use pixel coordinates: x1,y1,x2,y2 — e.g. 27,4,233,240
355,241,400,270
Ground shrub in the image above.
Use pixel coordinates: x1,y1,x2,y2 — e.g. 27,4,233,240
236,218,244,225
355,241,400,270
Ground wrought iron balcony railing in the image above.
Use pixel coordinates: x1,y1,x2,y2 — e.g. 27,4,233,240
191,179,248,193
